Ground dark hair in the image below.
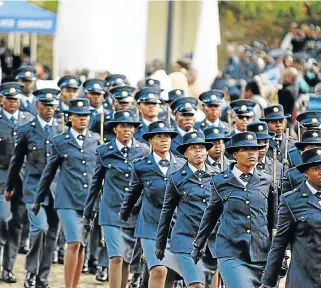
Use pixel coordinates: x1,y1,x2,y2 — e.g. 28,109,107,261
245,81,260,95
22,46,31,57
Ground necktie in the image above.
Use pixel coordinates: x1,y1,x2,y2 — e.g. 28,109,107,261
159,159,170,168
25,99,31,111
274,138,281,147
121,146,129,156
77,134,85,141
195,170,205,179
213,161,221,169
240,173,252,183
10,116,16,127
44,124,51,138
257,162,265,170
315,191,321,200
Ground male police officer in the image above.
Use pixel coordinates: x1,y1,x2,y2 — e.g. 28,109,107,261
170,97,198,156
260,147,321,288
192,132,273,288
5,88,62,288
134,87,162,144
0,82,33,283
104,74,129,111
195,90,229,132
165,89,185,129
260,104,296,162
14,66,37,115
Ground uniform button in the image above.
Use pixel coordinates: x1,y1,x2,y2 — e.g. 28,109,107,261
83,172,87,176
124,160,128,163
244,188,247,191
13,132,17,136
247,215,250,219
125,187,129,191
125,174,129,178
14,143,17,146
183,192,186,195
0,138,2,141
200,184,204,188
247,230,251,233
164,178,167,181
245,201,250,204
46,140,50,144
84,184,88,188
277,151,281,155
46,153,50,157
202,199,206,203
33,146,36,150
80,149,84,153
82,160,86,164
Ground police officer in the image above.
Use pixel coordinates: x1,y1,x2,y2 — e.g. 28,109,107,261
192,132,273,288
33,98,100,288
5,88,61,288
170,97,198,156
283,130,321,193
165,89,185,129
229,99,256,135
0,82,33,283
134,87,162,144
104,74,129,111
84,110,149,288
204,126,230,171
156,131,219,288
195,90,229,132
247,121,283,178
14,66,37,115
260,104,296,162
120,120,185,288
260,147,321,288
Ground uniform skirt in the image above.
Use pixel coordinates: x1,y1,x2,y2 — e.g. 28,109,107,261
57,209,84,246
218,257,266,288
141,238,182,276
103,225,136,264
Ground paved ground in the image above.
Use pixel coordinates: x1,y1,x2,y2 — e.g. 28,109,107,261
0,254,286,287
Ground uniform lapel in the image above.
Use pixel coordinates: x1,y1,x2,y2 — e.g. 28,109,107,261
148,153,164,177
67,129,82,149
247,169,261,187
226,167,243,188
168,152,179,175
305,183,321,211
186,163,202,184
82,130,94,149
0,110,13,127
34,118,46,138
50,119,60,138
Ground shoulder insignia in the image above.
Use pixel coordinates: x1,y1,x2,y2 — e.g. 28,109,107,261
31,121,36,126
301,193,308,197
181,170,187,175
109,145,113,150
21,114,26,119
224,174,229,178
65,134,70,139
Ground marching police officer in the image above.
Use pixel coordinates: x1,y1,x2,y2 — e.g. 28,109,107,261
192,132,274,288
33,98,100,288
260,147,321,288
165,89,185,129
14,66,37,115
260,104,296,162
134,87,162,144
104,74,129,111
283,130,321,192
195,90,229,132
120,120,185,288
204,126,230,170
247,121,283,178
5,88,62,288
0,82,33,283
84,110,149,288
156,131,219,288
170,97,198,156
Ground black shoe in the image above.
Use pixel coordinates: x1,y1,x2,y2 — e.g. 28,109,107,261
58,250,64,265
36,283,51,288
128,273,142,288
96,266,108,282
19,246,29,255
82,261,88,273
88,265,97,275
24,272,36,288
52,251,58,264
1,269,17,283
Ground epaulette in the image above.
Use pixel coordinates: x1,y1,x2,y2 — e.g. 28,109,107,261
133,155,147,164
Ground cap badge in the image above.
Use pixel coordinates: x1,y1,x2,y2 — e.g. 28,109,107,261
123,111,130,118
148,79,154,85
247,134,254,140
148,93,155,99
312,118,318,124
258,125,264,131
25,71,31,77
69,79,77,85
122,91,128,97
115,78,123,84
159,123,165,128
46,93,53,100
211,95,217,100
273,106,279,113
240,105,247,112
317,150,321,156
93,83,100,89
9,87,16,94
77,101,84,107
185,103,192,109
312,132,319,138
214,128,219,134
191,133,198,139
176,90,182,95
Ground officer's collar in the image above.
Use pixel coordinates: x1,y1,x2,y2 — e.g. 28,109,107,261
106,137,140,154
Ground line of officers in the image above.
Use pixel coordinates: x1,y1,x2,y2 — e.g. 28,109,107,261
0,66,321,288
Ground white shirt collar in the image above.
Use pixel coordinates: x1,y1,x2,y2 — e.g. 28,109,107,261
37,115,54,129
142,118,152,127
306,181,319,195
3,109,19,120
91,105,104,114
177,126,193,136
116,138,132,151
61,102,69,111
153,152,170,164
188,163,205,173
232,165,254,179
208,155,220,165
206,118,220,127
234,128,244,134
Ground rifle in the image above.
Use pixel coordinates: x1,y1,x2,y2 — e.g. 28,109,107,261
227,110,232,134
272,148,278,237
60,113,65,133
100,111,104,144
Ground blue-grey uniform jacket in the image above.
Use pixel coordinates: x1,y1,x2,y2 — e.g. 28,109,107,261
6,117,62,205
120,152,185,239
193,167,274,262
0,110,33,194
133,117,149,145
261,182,321,288
88,108,114,143
267,134,296,163
84,137,149,228
35,129,100,210
282,167,306,193
194,118,229,133
156,162,219,254
19,94,37,116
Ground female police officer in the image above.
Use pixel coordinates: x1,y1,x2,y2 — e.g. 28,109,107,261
33,98,100,288
84,110,149,288
120,120,185,288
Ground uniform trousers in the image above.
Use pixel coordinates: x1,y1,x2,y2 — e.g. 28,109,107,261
25,203,59,285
